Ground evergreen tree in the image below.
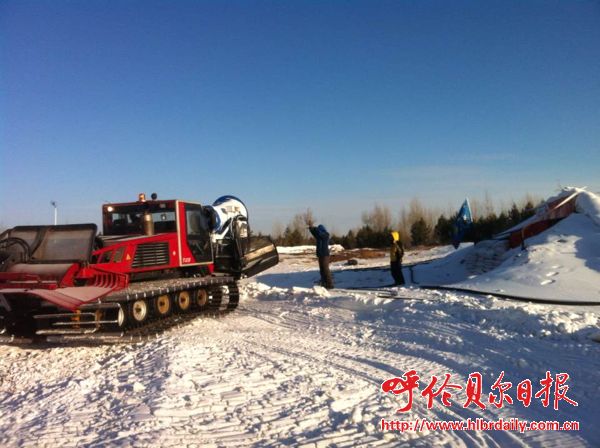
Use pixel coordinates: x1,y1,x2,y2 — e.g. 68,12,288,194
496,212,510,235
410,218,431,246
433,214,453,244
341,229,357,249
521,201,536,220
508,203,521,226
282,226,304,246
355,225,389,248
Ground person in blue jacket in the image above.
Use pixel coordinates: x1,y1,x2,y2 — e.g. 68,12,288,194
309,224,334,289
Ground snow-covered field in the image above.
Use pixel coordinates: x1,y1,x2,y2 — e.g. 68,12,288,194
1,244,599,447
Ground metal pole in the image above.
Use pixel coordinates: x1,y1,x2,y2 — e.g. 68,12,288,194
51,201,57,225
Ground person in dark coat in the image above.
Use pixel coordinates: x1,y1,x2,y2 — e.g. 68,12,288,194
390,231,405,285
309,224,334,289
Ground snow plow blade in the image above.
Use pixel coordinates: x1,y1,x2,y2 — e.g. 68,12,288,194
240,237,279,278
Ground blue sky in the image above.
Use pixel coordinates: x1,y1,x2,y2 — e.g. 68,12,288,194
1,0,599,233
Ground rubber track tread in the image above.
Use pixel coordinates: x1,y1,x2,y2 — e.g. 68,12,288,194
12,280,241,342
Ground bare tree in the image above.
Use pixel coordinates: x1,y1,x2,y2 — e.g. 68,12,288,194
397,208,411,242
483,191,495,217
271,221,284,241
520,193,542,209
301,208,315,227
361,204,392,232
407,198,425,225
286,208,316,242
469,197,482,221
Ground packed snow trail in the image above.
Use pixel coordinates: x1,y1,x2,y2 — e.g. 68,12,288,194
1,269,599,447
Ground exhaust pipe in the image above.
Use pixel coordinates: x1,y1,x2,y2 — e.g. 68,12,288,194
142,211,154,236
138,193,154,236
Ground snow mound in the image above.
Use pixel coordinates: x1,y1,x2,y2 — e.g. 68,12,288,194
414,188,600,304
575,188,600,227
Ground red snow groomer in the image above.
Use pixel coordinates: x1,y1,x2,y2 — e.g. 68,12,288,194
0,194,278,338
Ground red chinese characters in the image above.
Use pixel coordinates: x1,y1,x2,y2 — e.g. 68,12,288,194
516,379,532,407
421,373,463,409
534,371,579,410
463,372,486,410
381,370,420,412
381,370,577,412
488,371,514,409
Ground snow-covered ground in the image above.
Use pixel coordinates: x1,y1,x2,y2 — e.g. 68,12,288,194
1,244,599,447
276,245,345,255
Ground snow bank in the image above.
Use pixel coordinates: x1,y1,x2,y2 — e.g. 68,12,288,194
454,214,600,302
277,244,345,255
575,189,600,228
247,271,600,343
534,186,600,228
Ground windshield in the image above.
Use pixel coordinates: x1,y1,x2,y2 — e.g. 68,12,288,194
103,203,176,235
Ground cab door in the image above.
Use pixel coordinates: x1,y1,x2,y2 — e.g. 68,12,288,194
179,202,212,265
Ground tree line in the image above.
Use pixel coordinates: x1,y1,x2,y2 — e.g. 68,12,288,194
271,194,540,249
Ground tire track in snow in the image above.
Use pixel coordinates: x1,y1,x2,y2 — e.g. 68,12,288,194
0,278,596,447
0,336,176,447
129,298,498,447
233,302,514,447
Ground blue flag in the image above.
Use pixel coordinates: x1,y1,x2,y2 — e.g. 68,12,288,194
452,199,473,249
